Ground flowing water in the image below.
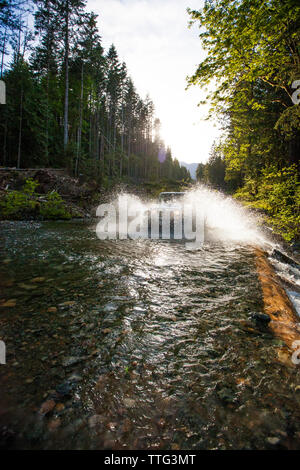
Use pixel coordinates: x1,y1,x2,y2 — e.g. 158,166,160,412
1,188,300,450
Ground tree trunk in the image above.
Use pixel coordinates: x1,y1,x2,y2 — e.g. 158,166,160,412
1,28,7,79
17,88,23,168
75,62,84,176
63,0,69,149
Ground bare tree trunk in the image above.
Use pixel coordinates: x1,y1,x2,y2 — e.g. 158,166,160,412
75,62,84,176
1,27,7,79
127,129,131,177
3,121,7,165
121,95,124,152
17,88,23,168
63,0,69,149
89,109,92,157
45,0,50,165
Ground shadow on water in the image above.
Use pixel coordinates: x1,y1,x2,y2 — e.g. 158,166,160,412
0,218,300,449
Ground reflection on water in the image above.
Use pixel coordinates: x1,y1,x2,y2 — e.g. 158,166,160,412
0,220,300,450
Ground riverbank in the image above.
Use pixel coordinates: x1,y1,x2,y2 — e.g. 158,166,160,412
233,183,300,246
255,248,300,355
0,169,99,220
0,168,192,222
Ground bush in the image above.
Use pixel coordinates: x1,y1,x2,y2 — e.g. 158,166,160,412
234,165,300,242
0,178,71,220
258,165,300,241
0,178,39,218
39,191,71,219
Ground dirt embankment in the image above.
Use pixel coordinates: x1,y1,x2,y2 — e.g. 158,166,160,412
0,168,106,219
255,248,300,364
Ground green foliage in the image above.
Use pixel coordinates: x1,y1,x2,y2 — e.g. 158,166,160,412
189,0,300,242
39,191,71,219
142,179,192,198
196,163,205,182
234,166,300,241
0,178,40,218
0,189,36,218
0,1,187,186
23,178,40,195
0,178,71,220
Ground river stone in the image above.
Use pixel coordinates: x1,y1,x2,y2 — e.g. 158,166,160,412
217,387,236,404
68,373,83,382
55,403,65,412
103,303,118,312
123,398,135,408
47,307,57,313
31,277,46,283
102,328,112,334
88,414,105,428
110,296,131,301
266,437,280,445
48,418,61,432
56,381,74,396
2,299,16,307
250,313,271,326
39,399,56,415
59,301,76,309
62,356,88,367
18,283,37,290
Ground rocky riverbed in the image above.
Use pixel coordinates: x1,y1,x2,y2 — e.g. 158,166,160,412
1,220,300,449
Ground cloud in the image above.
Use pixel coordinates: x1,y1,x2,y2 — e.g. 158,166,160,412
87,0,220,163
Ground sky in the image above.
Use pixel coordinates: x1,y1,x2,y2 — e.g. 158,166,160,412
88,0,220,164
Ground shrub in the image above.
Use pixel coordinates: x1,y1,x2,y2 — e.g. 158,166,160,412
0,178,39,218
0,178,71,220
235,165,300,242
39,191,71,219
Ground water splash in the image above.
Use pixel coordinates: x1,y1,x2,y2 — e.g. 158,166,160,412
184,185,267,245
110,185,268,246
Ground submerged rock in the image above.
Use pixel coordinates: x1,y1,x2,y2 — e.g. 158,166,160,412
56,381,74,396
266,436,280,446
67,373,83,383
1,299,16,307
59,301,76,309
102,328,112,334
123,398,135,408
250,313,271,326
0,426,15,449
31,277,46,283
88,414,105,428
39,399,56,416
18,283,37,290
103,303,118,313
48,418,61,432
216,386,236,404
55,403,65,412
62,356,88,367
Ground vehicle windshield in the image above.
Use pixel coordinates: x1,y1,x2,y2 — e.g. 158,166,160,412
158,192,186,203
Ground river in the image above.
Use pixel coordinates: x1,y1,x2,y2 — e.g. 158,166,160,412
0,216,300,449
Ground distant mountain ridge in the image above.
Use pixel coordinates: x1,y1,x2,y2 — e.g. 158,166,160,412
179,161,199,180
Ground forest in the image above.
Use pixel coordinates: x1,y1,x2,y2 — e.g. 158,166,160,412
0,0,190,187
191,0,300,241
